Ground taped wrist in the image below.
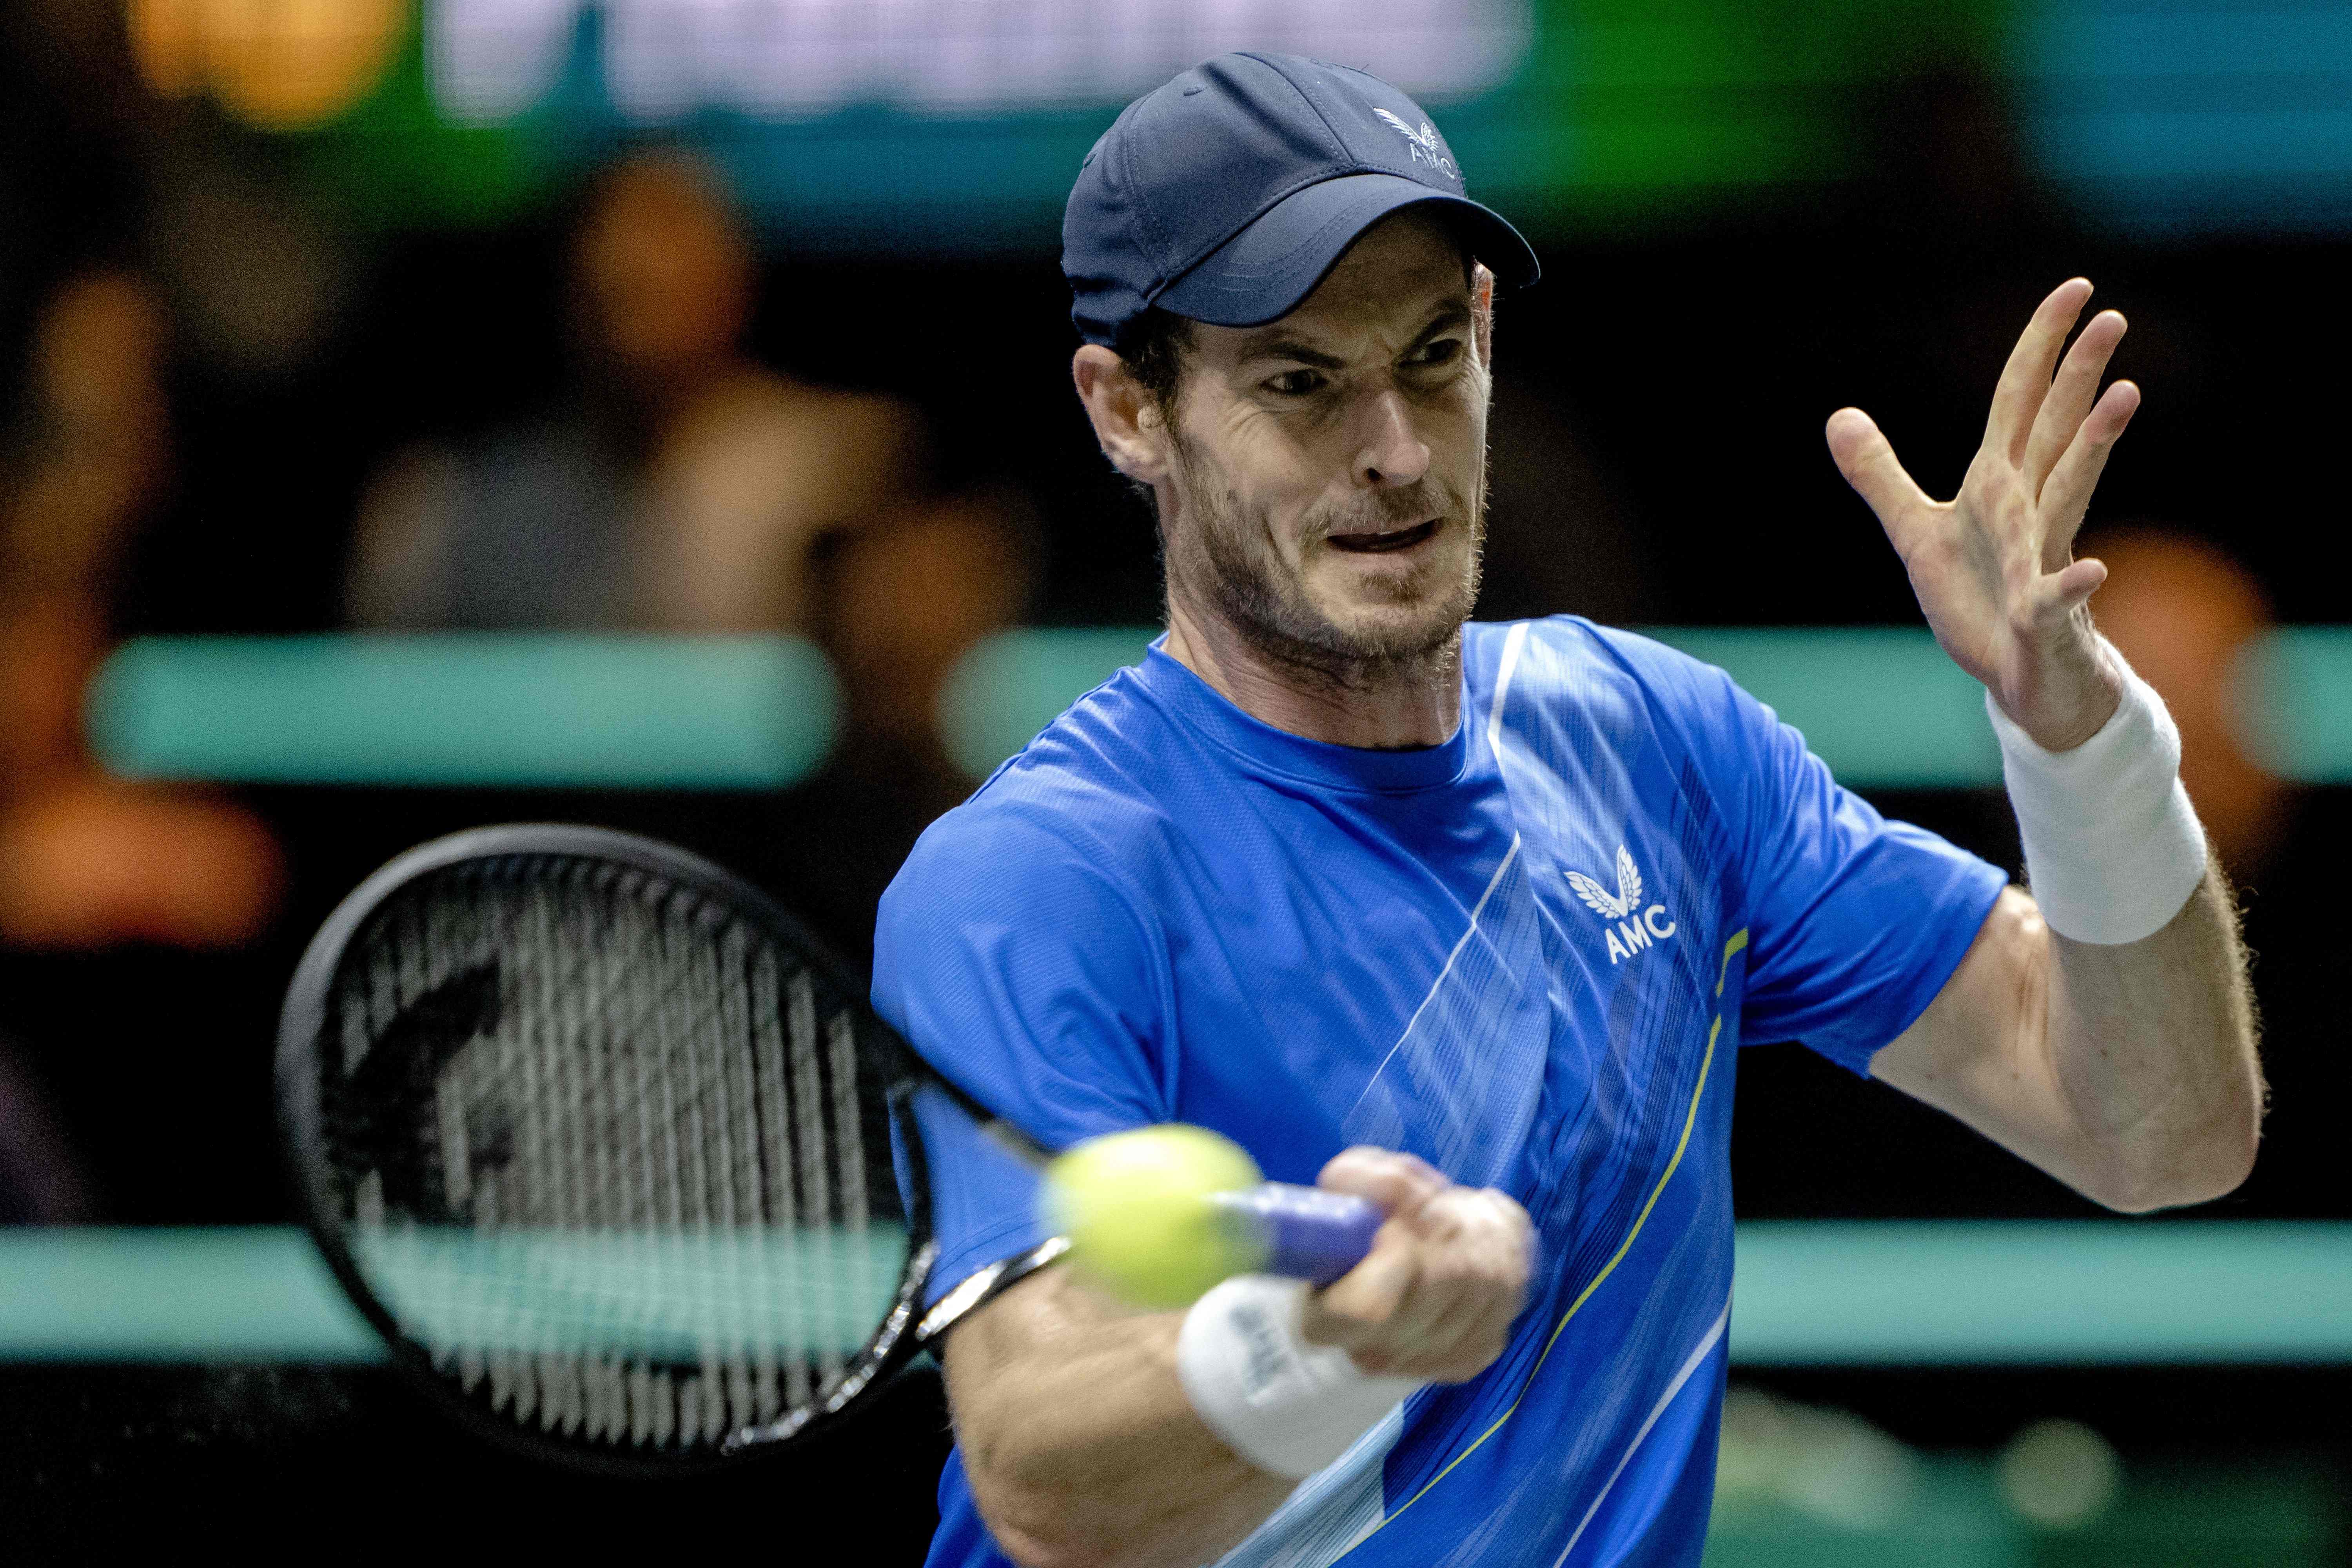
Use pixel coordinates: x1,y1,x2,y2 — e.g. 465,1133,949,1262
1986,645,2208,945
1175,1275,1420,1479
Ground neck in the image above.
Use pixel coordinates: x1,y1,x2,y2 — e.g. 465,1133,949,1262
1162,592,1463,750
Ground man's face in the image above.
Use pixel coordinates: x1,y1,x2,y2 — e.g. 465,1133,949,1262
1159,210,1490,674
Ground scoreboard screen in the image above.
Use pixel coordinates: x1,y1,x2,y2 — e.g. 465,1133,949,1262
131,0,2352,242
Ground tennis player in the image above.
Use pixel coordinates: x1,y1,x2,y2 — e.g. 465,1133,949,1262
875,53,2261,1568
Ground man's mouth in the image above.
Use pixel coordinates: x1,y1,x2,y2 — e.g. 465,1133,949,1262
1327,520,1440,554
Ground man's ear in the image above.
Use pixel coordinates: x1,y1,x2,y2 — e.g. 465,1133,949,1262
1470,263,1495,372
1072,345,1171,487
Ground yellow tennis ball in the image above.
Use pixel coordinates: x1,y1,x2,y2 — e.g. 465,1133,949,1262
1043,1124,1267,1309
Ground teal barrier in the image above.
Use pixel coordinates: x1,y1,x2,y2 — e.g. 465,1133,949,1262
1655,629,1999,788
89,635,838,789
0,1228,377,1362
2241,627,2352,782
351,1224,910,1359
88,628,2352,791
940,627,1165,782
942,626,2352,788
945,626,2004,784
1729,1222,2352,1366
949,626,2002,782
4,1223,2347,1363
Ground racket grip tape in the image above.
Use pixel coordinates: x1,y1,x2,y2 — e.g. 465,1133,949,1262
1211,1183,1384,1287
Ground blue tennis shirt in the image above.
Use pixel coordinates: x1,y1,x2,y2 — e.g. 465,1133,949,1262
874,617,2005,1568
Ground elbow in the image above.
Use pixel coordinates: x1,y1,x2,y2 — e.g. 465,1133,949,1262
989,1528,1101,1568
2084,1118,2259,1215
2077,1036,2265,1214
969,1467,1220,1568
962,1461,1121,1568
970,1502,1086,1568
2195,1114,2263,1206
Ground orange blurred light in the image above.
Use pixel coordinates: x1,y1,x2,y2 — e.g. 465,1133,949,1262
128,0,208,98
127,0,407,132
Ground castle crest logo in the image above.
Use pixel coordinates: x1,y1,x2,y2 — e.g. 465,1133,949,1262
1568,846,1678,965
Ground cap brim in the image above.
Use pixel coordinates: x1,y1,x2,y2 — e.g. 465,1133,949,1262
1155,172,1540,329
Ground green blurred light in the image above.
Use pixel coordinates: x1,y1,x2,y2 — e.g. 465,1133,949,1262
294,1,556,230
1526,0,2010,216
265,0,2029,240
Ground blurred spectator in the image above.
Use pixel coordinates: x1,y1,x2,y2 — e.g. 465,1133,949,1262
728,486,1039,965
338,147,1039,960
815,486,1037,799
2084,526,2288,878
0,269,283,951
346,149,929,633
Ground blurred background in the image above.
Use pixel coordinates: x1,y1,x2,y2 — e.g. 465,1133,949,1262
1,0,2348,1560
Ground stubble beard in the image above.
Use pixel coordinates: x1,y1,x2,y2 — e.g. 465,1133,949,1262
1165,427,1486,697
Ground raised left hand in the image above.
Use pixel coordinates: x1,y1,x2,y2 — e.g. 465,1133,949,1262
1826,278,2136,751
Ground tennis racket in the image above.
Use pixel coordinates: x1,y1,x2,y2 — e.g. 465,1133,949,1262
276,824,1382,1471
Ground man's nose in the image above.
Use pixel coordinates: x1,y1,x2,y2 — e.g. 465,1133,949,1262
1352,389,1432,490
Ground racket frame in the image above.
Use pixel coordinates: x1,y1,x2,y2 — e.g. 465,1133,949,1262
276,822,953,1474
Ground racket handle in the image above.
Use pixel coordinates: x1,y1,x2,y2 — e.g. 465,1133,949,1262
1212,1183,1384,1287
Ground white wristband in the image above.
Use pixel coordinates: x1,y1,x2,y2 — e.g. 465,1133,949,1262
1985,645,2207,945
1175,1274,1419,1480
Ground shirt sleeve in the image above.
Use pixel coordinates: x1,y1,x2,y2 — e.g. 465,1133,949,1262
872,800,1171,1307
1604,627,2009,1076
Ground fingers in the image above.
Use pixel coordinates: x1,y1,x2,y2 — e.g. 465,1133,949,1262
1317,1146,1446,1216
2035,378,2140,569
1307,1149,1449,1351
1301,1177,1534,1384
2022,309,2127,498
1825,407,1931,547
1307,1221,1420,1343
1310,1237,1499,1381
1422,1189,1534,1379
2042,557,2109,620
1986,278,2094,462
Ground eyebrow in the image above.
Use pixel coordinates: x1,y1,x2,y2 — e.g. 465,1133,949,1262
1236,299,1474,368
1238,334,1347,370
1414,301,1474,343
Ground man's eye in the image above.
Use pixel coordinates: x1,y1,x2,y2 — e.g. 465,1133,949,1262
1408,339,1463,368
1265,370,1327,397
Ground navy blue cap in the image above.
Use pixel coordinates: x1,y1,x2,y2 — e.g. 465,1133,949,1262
1063,53,1541,348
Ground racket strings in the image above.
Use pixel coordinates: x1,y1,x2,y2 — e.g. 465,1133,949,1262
312,855,910,1452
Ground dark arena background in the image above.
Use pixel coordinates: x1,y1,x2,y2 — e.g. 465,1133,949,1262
3,2,2349,1560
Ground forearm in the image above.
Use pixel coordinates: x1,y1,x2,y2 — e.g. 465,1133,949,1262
2043,860,2263,1210
1979,623,2260,1206
944,1269,1293,1568
1873,875,2261,1211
